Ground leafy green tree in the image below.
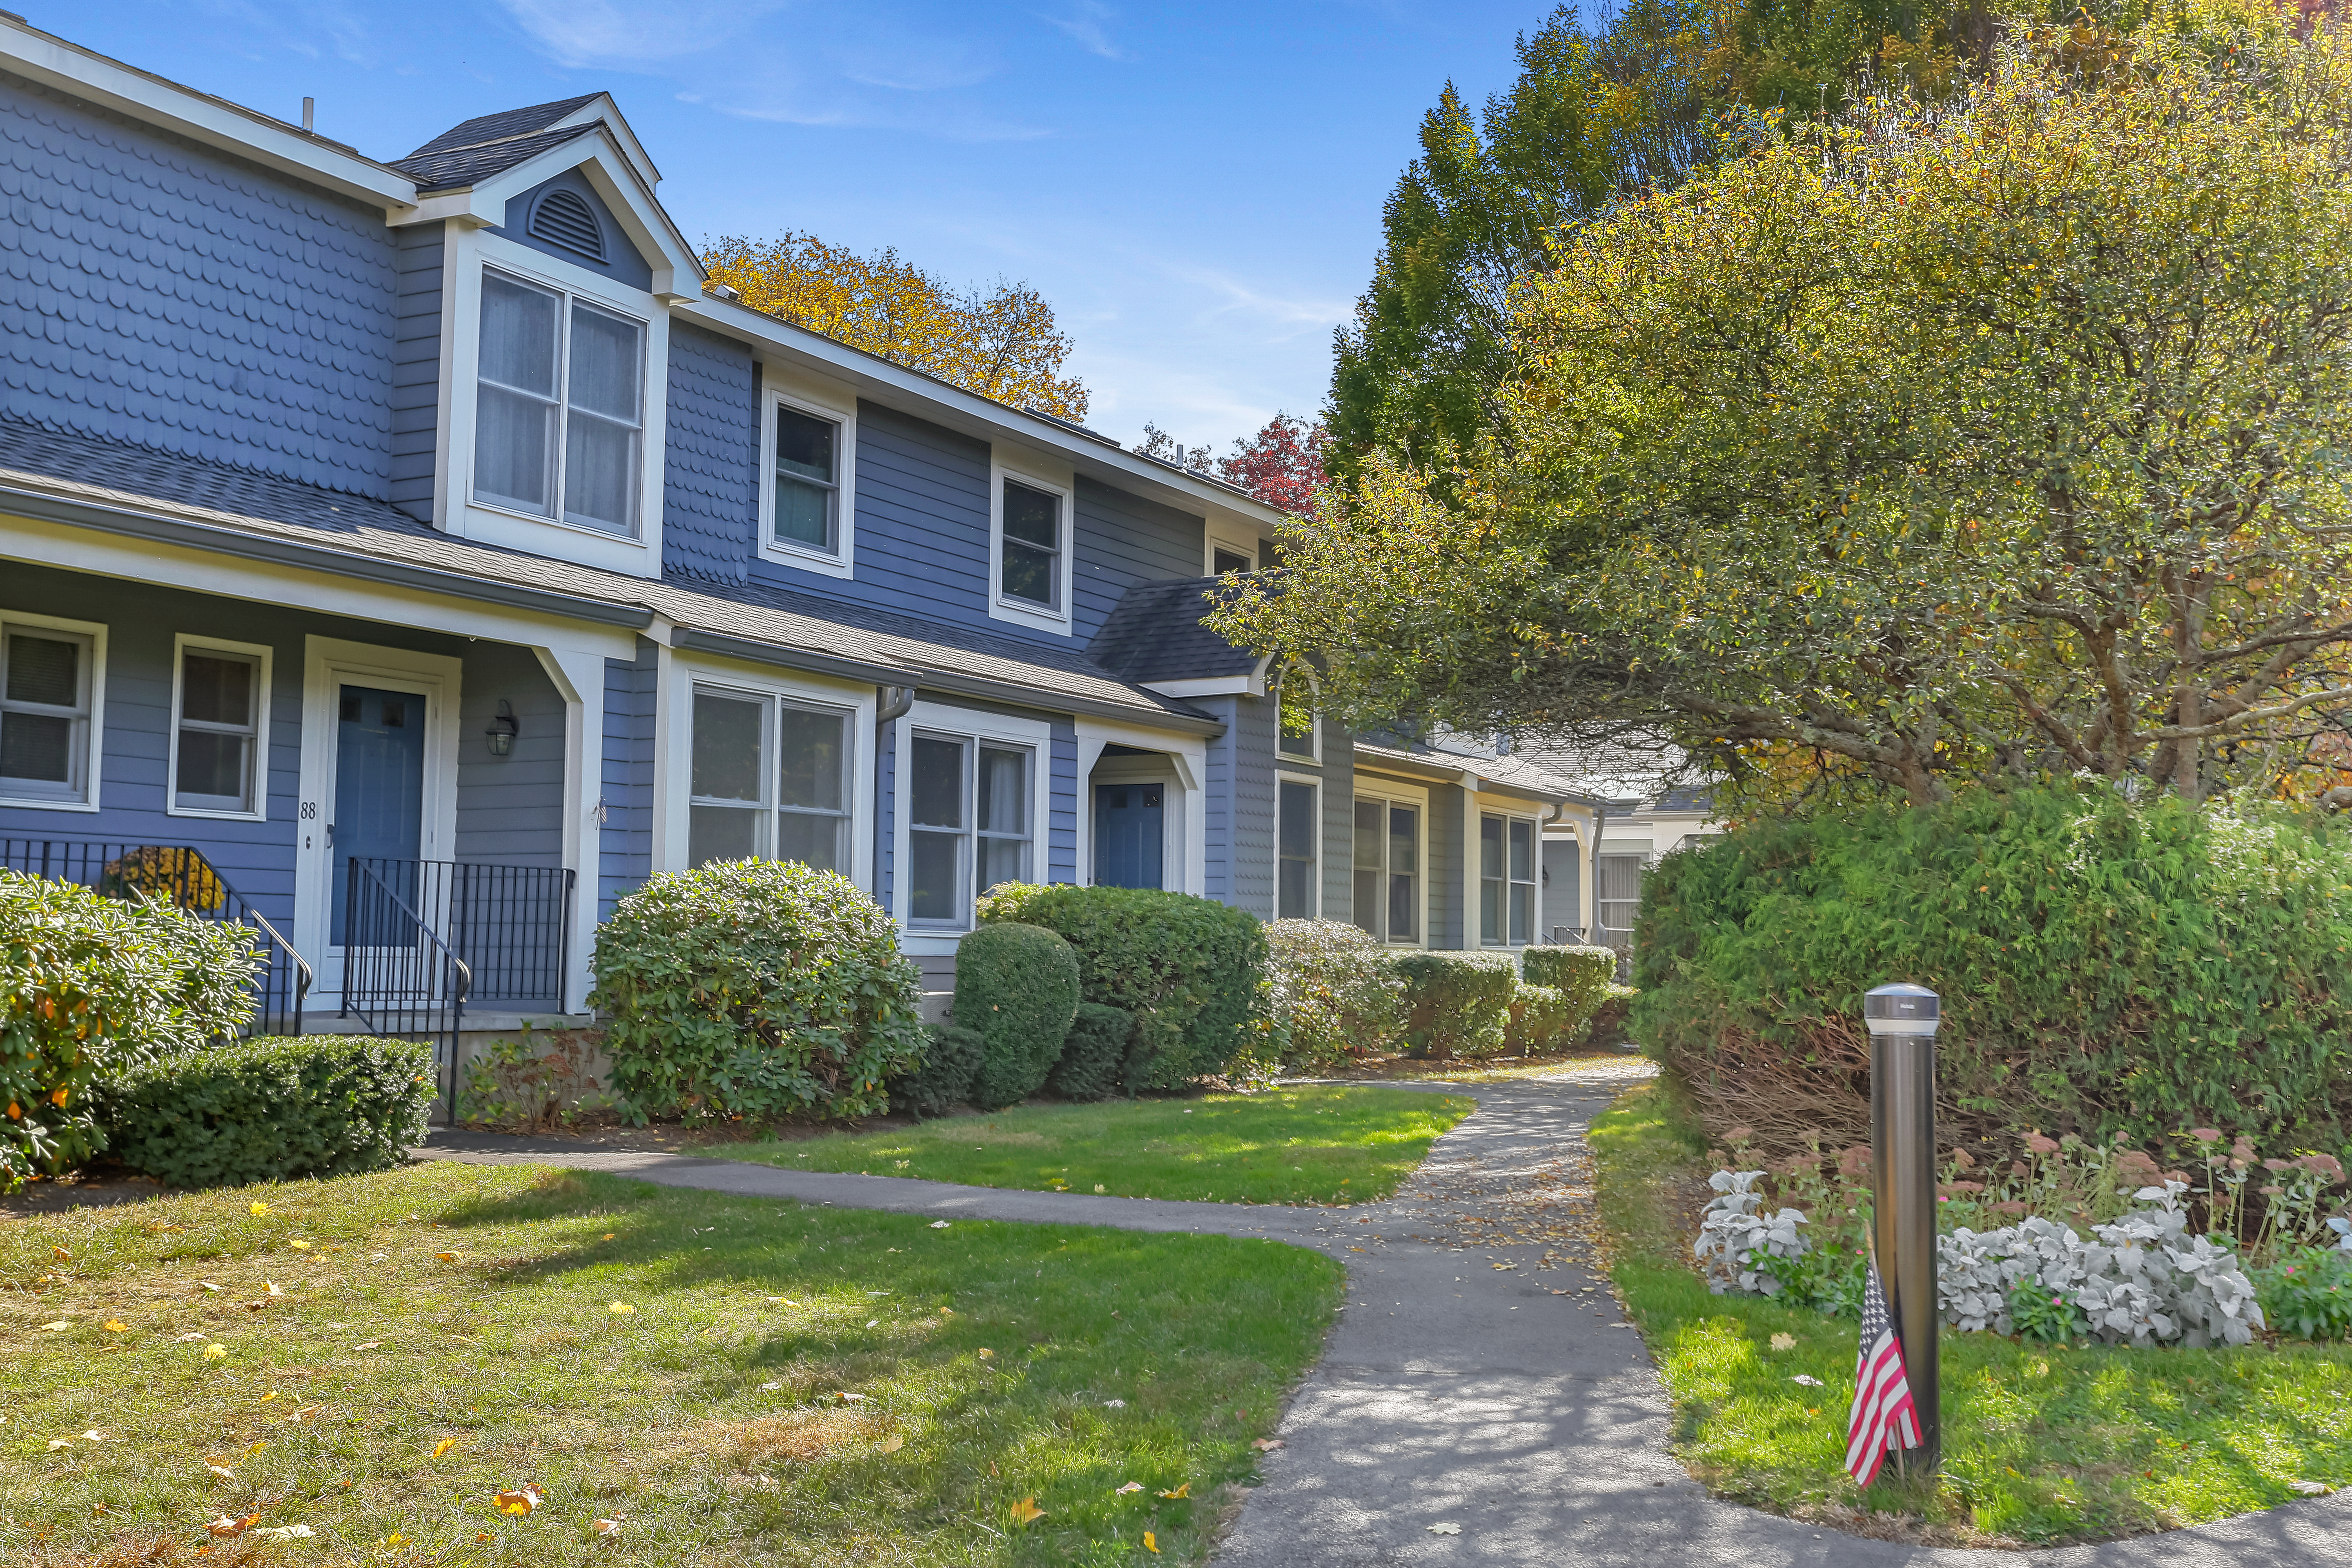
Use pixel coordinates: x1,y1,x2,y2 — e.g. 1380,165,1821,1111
1235,6,2352,811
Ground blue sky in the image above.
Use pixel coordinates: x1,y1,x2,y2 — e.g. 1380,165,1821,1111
43,0,1550,452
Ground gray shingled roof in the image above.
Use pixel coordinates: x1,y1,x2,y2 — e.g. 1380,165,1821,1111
390,122,601,194
1352,737,1597,804
1088,576,1261,684
0,419,1217,730
404,96,600,160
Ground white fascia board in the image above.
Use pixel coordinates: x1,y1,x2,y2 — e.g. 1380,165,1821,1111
672,298,1292,529
0,15,419,216
396,135,703,301
1142,658,1272,700
550,95,661,189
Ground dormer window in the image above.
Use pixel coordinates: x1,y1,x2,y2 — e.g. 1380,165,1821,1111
473,267,646,537
775,406,839,552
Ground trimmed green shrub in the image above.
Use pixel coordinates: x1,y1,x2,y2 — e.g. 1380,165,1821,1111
1503,984,1581,1054
0,869,259,1189
976,884,1266,1087
590,859,924,1124
1636,782,2352,1158
1264,919,1403,1069
956,922,1080,1110
1520,944,1617,1018
1047,1003,1138,1102
105,1035,433,1189
891,1025,986,1120
1586,984,1639,1048
1391,951,1519,1060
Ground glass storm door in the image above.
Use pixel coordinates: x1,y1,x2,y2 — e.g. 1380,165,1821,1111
1094,782,1164,889
330,685,426,946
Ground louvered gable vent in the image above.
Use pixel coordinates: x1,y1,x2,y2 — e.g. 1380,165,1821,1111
529,189,606,262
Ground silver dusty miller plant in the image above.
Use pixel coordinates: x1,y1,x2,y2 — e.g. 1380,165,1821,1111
1694,1170,1811,1296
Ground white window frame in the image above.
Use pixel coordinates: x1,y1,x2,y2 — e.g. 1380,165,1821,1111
468,261,650,539
167,633,273,822
1276,770,1320,921
988,448,1076,634
442,229,670,577
0,610,106,813
1205,517,1260,577
684,680,860,875
1273,666,1322,764
1350,777,1431,948
1478,808,1541,948
756,378,858,580
893,701,1053,942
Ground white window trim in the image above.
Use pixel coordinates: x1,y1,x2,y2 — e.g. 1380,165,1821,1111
1073,717,1206,895
988,448,1076,635
1351,775,1432,949
661,658,877,891
756,381,859,579
683,677,862,875
893,701,1053,947
439,228,669,577
1477,808,1541,948
166,633,274,822
1275,769,1321,921
1205,517,1260,577
1272,666,1322,765
0,610,106,813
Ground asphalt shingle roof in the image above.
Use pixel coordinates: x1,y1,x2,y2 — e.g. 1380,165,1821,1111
1088,575,1260,684
403,96,601,160
0,420,1215,730
390,122,601,193
1352,737,1595,803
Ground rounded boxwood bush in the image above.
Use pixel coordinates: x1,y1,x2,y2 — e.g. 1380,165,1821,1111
956,922,1081,1110
590,859,924,1123
106,1034,434,1189
1520,944,1617,1016
1047,1002,1138,1102
1637,782,2352,1158
1265,918,1402,1069
891,1024,986,1120
1391,951,1519,1060
976,884,1266,1087
0,869,259,1189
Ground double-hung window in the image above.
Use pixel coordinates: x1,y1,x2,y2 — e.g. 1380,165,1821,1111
687,687,852,872
996,478,1064,614
1350,796,1419,944
907,734,1033,927
171,639,268,817
772,402,842,556
1277,779,1317,919
0,615,101,808
1479,813,1537,945
474,268,646,536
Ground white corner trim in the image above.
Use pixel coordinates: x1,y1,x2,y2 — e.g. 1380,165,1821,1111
164,632,275,822
0,608,107,813
755,379,859,581
987,446,1076,635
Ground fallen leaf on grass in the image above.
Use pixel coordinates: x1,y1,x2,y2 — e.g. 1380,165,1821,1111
494,1484,545,1516
435,1252,459,1263
103,1320,127,1332
1253,1439,1285,1452
249,1203,268,1216
1009,1497,1047,1526
258,1392,278,1405
1144,1532,1159,1553
593,1516,626,1535
176,1332,209,1342
206,1514,261,1538
977,1348,994,1360
1158,1483,1189,1499
40,1320,70,1332
1792,1374,1825,1388
203,1344,228,1359
252,1526,314,1539
878,1434,905,1453
930,1221,950,1229
1427,1521,1461,1535
290,1405,321,1421
81,1430,107,1442
53,1245,70,1260
2290,1481,2334,1496
765,1297,800,1307
609,1303,637,1315
287,1240,310,1250
1770,1333,1797,1352
263,1283,285,1298
1116,1482,1143,1495
866,1319,879,1329
432,1439,459,1459
47,1438,74,1450
1102,1399,1126,1409
833,1392,867,1403
207,1466,236,1480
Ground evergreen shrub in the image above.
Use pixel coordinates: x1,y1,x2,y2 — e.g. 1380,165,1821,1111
0,869,259,1188
956,922,1080,1109
976,884,1266,1087
1637,783,2352,1158
106,1035,433,1189
1520,944,1617,1016
1391,951,1519,1059
590,859,924,1123
1264,918,1403,1068
1047,1003,1138,1102
891,1025,986,1120
1503,984,1581,1053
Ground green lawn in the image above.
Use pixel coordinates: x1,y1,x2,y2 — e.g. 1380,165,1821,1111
722,1085,1474,1206
1591,1078,2352,1544
0,1162,1342,1566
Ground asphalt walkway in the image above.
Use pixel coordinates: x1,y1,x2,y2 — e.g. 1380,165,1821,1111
418,1068,2350,1566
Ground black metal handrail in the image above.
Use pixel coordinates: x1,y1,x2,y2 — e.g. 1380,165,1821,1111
341,857,474,1120
0,838,310,1034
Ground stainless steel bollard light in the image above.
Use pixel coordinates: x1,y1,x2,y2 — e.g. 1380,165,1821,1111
1865,981,1941,1473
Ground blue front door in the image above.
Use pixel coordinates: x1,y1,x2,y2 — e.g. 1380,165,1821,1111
330,684,425,946
1094,782,1164,889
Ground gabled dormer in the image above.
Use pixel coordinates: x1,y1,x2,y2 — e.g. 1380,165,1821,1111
385,95,703,578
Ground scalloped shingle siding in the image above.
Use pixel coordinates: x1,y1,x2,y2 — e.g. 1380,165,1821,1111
0,69,398,496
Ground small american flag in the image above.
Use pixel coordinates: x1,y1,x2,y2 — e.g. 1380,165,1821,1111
1846,1252,1922,1487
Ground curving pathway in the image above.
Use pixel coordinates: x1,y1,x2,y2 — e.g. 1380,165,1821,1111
417,1069,2350,1566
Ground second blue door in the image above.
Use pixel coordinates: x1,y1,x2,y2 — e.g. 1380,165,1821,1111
1094,783,1163,889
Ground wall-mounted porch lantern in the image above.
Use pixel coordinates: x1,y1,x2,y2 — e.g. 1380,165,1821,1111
485,699,520,758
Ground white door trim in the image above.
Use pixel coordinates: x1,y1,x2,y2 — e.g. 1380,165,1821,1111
295,636,464,998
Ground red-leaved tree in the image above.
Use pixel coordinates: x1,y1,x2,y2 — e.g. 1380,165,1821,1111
1217,413,1327,517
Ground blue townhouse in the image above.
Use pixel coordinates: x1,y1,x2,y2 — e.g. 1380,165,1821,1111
0,17,1608,1078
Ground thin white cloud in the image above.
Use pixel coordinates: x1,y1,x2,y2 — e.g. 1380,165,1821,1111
492,0,780,68
1037,1,1129,61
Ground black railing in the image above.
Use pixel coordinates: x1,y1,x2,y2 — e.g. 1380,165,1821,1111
340,857,574,1118
0,838,311,1033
